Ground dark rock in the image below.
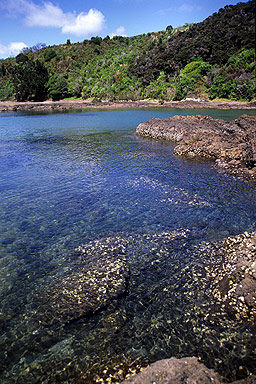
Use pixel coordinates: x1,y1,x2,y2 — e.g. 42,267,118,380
121,357,222,383
136,115,256,180
34,237,128,325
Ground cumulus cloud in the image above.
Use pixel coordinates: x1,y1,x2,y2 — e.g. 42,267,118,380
0,42,28,57
0,0,105,37
23,1,72,28
110,26,127,38
62,9,105,37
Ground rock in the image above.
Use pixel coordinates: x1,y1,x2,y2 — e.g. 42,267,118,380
34,237,128,325
121,357,256,384
211,231,256,320
121,357,222,383
136,115,256,180
231,377,256,384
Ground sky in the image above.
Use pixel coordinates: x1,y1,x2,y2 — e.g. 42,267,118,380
0,0,249,59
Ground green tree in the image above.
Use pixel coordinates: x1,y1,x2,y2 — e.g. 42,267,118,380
174,58,211,100
44,49,57,62
46,74,69,100
11,58,48,101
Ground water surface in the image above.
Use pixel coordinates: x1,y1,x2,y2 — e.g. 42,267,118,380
0,109,255,383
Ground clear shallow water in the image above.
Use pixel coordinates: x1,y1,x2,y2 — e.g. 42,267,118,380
0,109,256,383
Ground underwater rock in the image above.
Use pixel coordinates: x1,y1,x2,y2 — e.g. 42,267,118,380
121,357,222,383
35,237,128,325
212,231,256,320
136,115,256,180
231,377,256,384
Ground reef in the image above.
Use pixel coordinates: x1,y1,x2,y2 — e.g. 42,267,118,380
136,114,256,180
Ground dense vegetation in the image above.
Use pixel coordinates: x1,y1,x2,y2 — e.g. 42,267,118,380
0,0,255,102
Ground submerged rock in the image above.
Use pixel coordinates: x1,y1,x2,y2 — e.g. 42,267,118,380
121,357,222,383
121,357,256,384
212,231,256,320
34,237,128,325
136,115,256,180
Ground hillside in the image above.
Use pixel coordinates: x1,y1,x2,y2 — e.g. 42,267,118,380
0,0,255,102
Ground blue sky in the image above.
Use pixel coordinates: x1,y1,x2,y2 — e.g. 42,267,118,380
0,0,248,59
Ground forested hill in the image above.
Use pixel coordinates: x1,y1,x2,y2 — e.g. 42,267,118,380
0,0,255,102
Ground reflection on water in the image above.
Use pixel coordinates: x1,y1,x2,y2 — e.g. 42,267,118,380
0,109,255,383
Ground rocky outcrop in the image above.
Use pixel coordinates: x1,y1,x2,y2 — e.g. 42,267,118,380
136,115,256,180
121,357,256,384
34,237,128,325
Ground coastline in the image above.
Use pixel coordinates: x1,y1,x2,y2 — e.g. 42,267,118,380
0,99,256,113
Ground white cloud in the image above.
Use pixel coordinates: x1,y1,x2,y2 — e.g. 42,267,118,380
0,42,27,57
110,26,127,38
62,9,105,37
23,1,73,28
0,0,105,37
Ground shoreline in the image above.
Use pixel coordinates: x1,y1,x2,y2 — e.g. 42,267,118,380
0,99,256,113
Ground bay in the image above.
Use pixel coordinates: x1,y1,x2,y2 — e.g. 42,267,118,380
0,108,255,383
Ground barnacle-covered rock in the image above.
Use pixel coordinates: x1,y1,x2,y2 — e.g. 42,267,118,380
35,237,128,325
211,231,256,320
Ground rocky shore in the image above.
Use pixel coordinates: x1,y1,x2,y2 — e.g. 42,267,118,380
136,114,256,181
0,99,256,113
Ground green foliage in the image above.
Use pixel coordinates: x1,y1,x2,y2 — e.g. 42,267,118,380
227,48,255,73
130,0,255,82
0,80,14,100
143,72,171,100
174,58,211,100
44,49,57,62
90,36,102,45
11,58,48,101
208,49,256,100
47,74,69,100
0,1,255,102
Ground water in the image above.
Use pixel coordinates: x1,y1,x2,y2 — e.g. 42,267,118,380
0,108,255,383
